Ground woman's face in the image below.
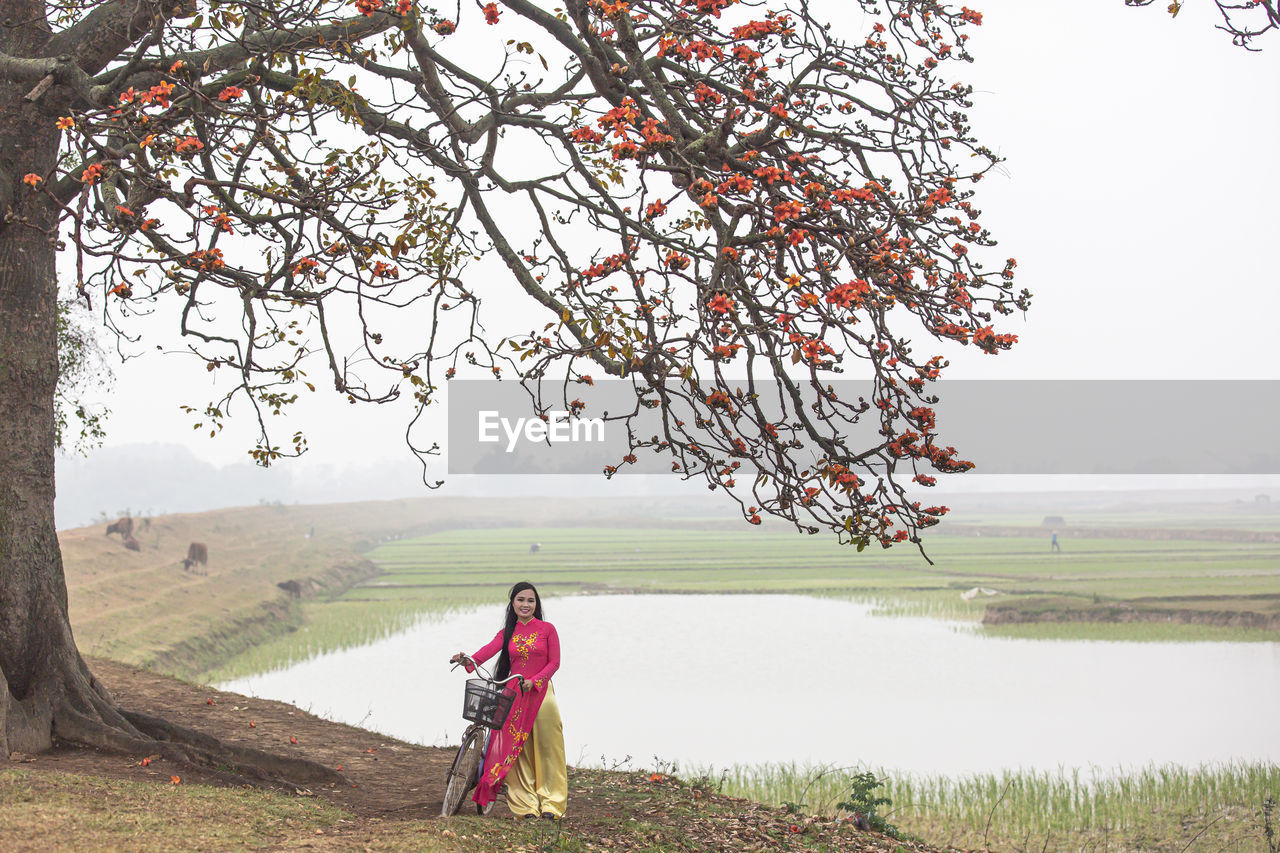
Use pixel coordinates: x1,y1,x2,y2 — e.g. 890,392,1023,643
513,589,538,621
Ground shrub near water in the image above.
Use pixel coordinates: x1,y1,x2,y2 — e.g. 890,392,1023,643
714,761,1280,851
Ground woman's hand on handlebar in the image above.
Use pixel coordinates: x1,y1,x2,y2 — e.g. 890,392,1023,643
450,652,472,666
519,677,534,692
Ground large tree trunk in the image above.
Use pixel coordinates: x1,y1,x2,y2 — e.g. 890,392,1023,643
0,68,344,790
0,215,71,754
0,0,164,761
0,58,93,753
0,115,132,758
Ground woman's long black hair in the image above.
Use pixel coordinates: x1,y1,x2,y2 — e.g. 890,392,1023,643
495,581,543,682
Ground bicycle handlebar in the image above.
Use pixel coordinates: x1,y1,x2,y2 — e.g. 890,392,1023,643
450,656,525,688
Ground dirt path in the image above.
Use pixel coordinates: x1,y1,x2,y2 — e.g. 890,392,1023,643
27,658,455,819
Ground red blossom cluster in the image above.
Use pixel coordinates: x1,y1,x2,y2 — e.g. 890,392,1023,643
705,390,733,408
657,36,725,62
730,15,793,40
682,0,735,17
824,279,870,309
972,325,1018,353
752,164,792,186
692,82,722,105
174,136,204,156
580,251,631,280
569,126,604,144
588,0,629,16
772,199,804,222
705,293,735,314
203,205,234,234
822,463,863,492
185,248,225,271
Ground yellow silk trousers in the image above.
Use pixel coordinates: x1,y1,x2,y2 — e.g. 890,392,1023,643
505,682,567,818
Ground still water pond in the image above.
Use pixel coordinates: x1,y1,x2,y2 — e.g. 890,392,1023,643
221,595,1280,776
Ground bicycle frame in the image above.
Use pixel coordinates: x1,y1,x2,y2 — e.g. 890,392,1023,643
441,655,525,816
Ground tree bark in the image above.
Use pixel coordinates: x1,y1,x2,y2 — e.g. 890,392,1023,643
0,17,83,746
0,85,121,753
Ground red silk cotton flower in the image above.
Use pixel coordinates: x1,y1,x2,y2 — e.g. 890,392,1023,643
706,293,735,315
483,2,500,23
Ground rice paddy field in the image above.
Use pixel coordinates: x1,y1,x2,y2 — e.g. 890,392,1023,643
206,519,1280,682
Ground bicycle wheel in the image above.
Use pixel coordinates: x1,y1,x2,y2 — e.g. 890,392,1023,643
442,726,485,817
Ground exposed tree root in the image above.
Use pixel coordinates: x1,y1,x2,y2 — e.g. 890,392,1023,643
51,703,349,789
123,709,348,786
4,586,345,790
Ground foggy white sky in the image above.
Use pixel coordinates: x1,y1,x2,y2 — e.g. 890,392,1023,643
69,1,1280,488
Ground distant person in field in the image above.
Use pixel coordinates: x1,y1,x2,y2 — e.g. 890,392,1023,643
1051,531,1061,553
451,581,566,820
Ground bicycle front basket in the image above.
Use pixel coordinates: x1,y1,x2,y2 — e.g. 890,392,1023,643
463,678,516,729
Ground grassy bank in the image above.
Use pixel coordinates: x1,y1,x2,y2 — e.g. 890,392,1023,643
712,761,1280,852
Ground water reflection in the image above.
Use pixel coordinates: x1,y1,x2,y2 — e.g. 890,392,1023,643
220,594,1280,776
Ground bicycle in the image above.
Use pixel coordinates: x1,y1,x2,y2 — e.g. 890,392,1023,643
441,654,524,817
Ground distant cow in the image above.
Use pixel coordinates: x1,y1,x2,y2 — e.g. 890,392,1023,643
182,541,208,573
105,517,134,538
122,535,141,552
529,543,541,554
